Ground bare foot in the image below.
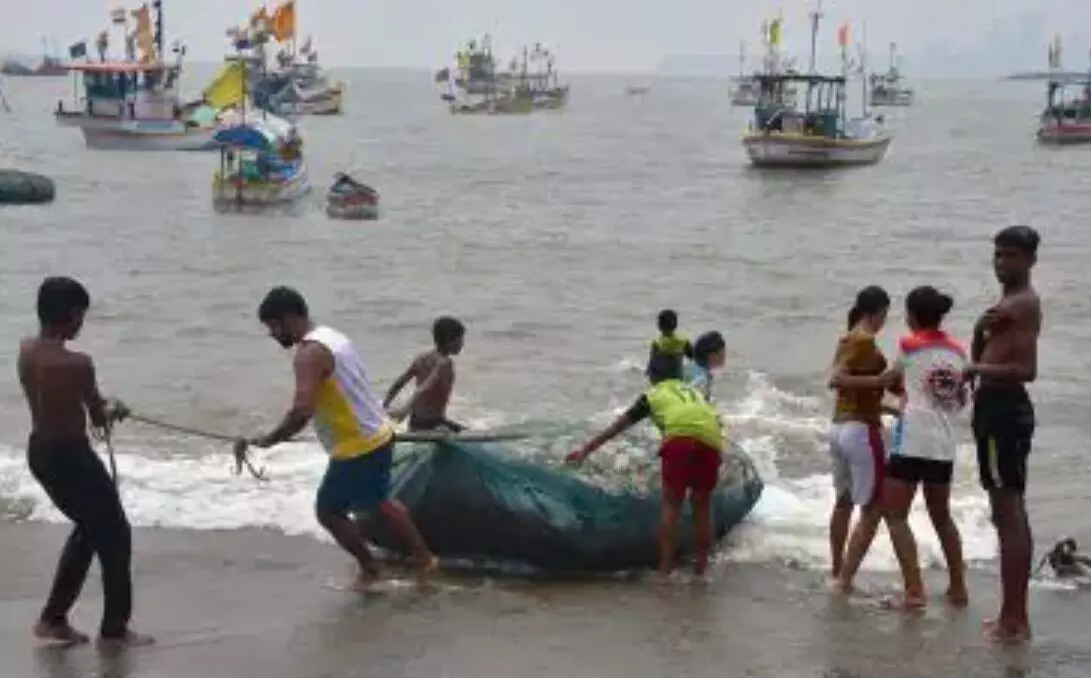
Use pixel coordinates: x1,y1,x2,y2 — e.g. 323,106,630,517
350,566,382,593
97,630,155,651
945,586,969,608
879,593,927,612
828,577,853,595
415,555,439,590
33,620,89,645
982,618,1031,645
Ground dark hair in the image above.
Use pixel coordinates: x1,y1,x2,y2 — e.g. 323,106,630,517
646,352,683,384
994,225,1040,256
433,316,465,347
657,309,678,333
692,331,726,366
257,286,308,322
846,285,890,329
37,276,90,326
905,286,953,330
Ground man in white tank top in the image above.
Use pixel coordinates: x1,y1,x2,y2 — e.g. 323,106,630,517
238,287,437,589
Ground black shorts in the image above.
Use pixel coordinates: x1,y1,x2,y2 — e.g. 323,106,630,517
887,455,954,485
972,387,1035,494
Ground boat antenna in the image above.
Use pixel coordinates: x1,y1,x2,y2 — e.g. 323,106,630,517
809,0,823,74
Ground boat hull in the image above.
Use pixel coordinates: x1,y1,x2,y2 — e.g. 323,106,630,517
212,163,312,206
1037,120,1091,145
55,114,218,151
743,132,892,168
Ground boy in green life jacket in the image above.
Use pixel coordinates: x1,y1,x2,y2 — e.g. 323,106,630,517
646,309,692,380
567,354,723,577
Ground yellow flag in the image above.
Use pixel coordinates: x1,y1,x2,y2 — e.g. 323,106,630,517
271,1,296,42
769,18,782,47
203,61,246,109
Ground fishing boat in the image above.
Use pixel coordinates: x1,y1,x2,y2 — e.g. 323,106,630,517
625,85,650,96
439,36,568,114
326,173,378,220
1037,79,1091,144
869,42,914,107
211,111,311,207
742,8,891,168
1035,34,1091,144
729,40,759,106
53,3,222,151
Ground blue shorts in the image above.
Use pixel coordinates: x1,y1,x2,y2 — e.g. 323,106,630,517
315,443,393,515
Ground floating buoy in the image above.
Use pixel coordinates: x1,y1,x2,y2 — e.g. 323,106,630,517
0,169,55,204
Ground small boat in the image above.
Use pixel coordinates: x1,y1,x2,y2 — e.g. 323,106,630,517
742,11,891,169
869,43,914,107
326,173,378,220
1036,35,1091,145
1037,79,1091,144
211,113,311,207
625,85,650,96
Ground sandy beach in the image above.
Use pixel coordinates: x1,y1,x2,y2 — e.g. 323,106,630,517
3,522,1089,678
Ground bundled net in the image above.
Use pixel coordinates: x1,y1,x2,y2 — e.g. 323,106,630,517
370,434,764,575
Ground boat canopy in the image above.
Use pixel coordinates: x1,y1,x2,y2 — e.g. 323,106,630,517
63,62,172,73
213,123,281,150
754,73,845,85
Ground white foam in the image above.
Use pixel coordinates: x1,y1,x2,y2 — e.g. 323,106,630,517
0,371,998,573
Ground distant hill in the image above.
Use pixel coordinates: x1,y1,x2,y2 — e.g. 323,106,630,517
1004,71,1087,81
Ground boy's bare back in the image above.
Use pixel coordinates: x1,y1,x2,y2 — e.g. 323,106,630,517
18,338,104,440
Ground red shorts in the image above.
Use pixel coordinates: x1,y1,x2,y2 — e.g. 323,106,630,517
659,437,722,497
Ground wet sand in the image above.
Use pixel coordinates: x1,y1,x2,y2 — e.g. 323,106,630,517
3,523,1090,678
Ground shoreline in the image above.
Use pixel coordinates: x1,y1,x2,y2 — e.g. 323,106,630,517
3,521,1090,678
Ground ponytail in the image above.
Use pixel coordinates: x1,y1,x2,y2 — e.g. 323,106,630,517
846,306,862,330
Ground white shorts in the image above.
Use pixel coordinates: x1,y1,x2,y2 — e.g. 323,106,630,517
829,421,886,506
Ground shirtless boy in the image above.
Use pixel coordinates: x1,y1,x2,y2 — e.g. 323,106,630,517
18,276,151,648
966,225,1042,643
384,317,465,432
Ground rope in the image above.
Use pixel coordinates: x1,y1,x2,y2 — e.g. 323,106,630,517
125,413,268,481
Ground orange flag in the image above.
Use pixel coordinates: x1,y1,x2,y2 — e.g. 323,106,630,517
837,23,850,48
271,1,296,42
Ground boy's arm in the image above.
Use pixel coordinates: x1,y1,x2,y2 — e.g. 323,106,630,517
80,355,110,430
566,397,648,465
383,360,416,408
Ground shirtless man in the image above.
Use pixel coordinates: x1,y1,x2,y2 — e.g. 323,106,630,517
966,225,1042,644
18,276,151,648
384,317,465,432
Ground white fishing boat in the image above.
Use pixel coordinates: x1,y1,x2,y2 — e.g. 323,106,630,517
211,112,311,207
742,8,891,168
53,3,221,151
869,43,914,107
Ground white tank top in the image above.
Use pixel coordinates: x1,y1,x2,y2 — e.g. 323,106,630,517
302,325,393,460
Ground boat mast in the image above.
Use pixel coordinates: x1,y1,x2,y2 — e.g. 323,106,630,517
739,39,746,78
861,21,869,117
808,0,823,74
153,0,164,60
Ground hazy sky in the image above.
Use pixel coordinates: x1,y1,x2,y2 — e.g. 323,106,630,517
2,0,1088,73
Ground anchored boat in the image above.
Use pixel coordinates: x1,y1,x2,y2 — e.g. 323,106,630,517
742,7,891,168
439,36,568,114
326,173,379,220
1037,79,1091,144
53,3,222,151
211,112,310,207
869,42,914,107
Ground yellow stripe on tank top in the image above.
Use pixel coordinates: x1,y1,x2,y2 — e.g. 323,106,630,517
314,379,393,460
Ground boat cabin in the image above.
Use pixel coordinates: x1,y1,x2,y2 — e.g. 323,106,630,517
57,62,184,120
1044,80,1091,121
752,74,846,138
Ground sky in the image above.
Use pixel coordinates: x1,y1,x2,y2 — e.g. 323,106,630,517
1,0,1089,75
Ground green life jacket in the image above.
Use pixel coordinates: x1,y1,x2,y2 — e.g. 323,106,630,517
651,333,690,357
644,379,723,451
